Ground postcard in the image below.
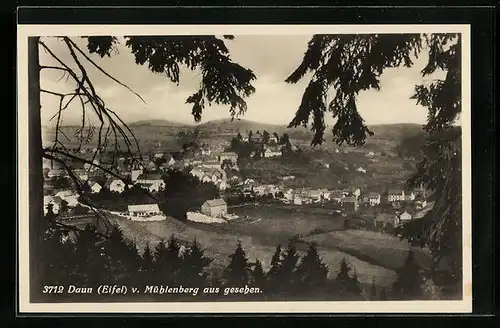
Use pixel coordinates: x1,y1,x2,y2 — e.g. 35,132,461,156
17,24,472,314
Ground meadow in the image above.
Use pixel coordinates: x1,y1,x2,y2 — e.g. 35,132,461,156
109,205,404,288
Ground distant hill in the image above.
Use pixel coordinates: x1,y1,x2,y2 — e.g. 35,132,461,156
44,118,425,153
128,119,191,128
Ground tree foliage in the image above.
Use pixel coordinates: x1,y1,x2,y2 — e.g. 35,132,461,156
288,33,462,294
223,241,252,286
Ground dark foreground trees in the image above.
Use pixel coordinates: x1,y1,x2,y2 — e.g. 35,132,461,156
287,33,463,297
40,207,444,302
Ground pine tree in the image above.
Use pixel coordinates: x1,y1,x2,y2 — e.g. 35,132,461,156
275,239,301,294
392,249,423,300
153,235,182,284
262,130,270,144
251,259,267,290
266,245,283,293
72,224,108,286
336,258,362,296
223,241,251,287
178,238,213,287
101,224,140,284
141,242,155,274
295,243,329,294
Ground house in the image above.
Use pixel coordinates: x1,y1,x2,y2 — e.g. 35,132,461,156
415,200,428,210
263,147,282,158
218,152,238,164
318,189,332,200
374,213,398,230
89,181,102,194
414,202,434,219
396,210,413,225
331,190,345,203
43,195,64,214
404,190,416,201
127,204,161,217
47,169,65,178
281,175,295,181
252,132,263,143
253,185,268,196
107,179,126,193
269,136,278,144
356,167,367,174
293,195,303,205
353,188,362,199
54,190,79,207
307,189,323,201
130,169,144,182
388,189,405,202
201,199,228,218
202,160,221,169
367,192,381,206
340,197,359,211
154,152,164,159
216,180,228,191
201,147,212,156
135,173,165,192
413,186,427,199
142,160,157,171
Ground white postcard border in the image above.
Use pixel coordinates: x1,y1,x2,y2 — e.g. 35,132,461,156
17,24,472,314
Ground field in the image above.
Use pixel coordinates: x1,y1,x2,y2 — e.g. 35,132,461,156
108,203,429,288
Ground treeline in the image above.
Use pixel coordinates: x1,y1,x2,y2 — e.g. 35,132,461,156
83,185,156,212
79,169,220,221
229,131,293,161
159,169,219,221
40,209,439,302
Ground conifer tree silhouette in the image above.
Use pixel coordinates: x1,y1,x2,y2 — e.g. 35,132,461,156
223,241,251,287
392,249,423,300
296,243,328,294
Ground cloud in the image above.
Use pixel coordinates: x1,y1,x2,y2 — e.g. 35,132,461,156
39,35,436,127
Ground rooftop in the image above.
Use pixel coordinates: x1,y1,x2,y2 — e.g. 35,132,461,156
128,204,160,212
204,199,227,207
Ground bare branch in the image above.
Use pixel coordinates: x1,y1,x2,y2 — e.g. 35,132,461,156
66,37,147,104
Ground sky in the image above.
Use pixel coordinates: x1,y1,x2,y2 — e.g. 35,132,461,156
39,35,443,127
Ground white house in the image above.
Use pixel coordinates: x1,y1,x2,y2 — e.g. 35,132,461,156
404,191,416,201
108,179,126,193
353,188,362,199
54,190,79,207
366,151,376,157
293,195,303,205
130,169,144,182
202,160,221,169
269,136,278,144
388,190,405,202
395,210,413,225
127,204,161,217
263,147,282,158
216,180,228,191
356,167,367,174
47,169,64,178
218,152,238,164
367,192,381,206
136,173,165,192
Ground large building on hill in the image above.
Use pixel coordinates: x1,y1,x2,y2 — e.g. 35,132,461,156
218,152,238,164
201,199,228,218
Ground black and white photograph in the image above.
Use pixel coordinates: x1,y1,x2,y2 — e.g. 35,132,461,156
17,24,472,313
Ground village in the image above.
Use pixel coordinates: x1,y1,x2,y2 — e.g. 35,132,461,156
42,128,432,235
